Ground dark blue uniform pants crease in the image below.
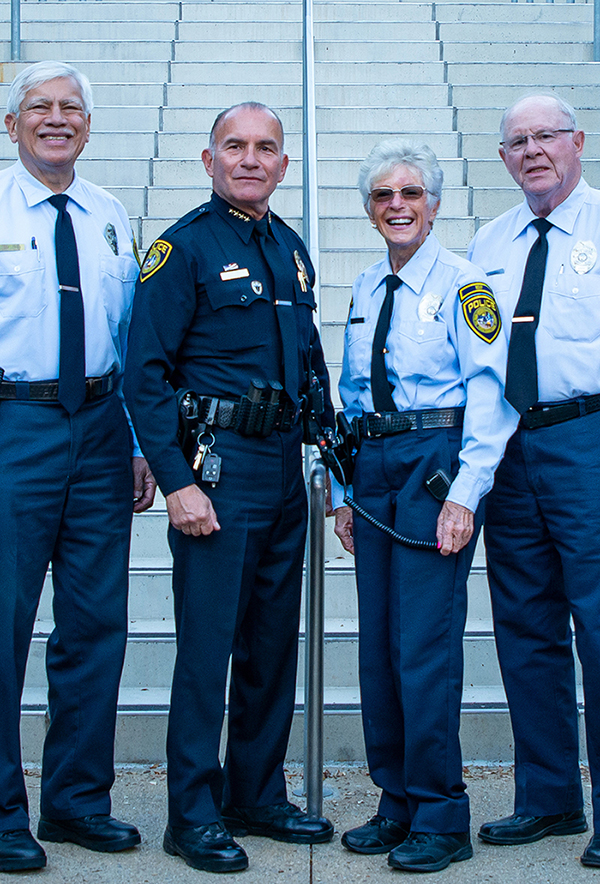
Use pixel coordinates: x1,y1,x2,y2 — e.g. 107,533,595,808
485,411,600,827
352,427,479,834
166,426,307,829
0,395,133,831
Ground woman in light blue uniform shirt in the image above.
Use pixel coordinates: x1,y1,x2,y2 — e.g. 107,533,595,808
332,141,517,873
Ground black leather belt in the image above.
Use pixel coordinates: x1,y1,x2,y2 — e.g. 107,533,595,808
520,394,600,429
0,374,114,402
197,394,295,433
356,407,464,440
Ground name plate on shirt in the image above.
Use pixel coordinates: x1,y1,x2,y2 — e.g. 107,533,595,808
220,268,250,281
0,244,25,252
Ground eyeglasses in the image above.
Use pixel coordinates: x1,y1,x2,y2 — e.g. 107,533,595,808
369,185,429,203
500,129,575,154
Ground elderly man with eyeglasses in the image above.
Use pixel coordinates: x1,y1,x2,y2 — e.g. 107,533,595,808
468,93,600,867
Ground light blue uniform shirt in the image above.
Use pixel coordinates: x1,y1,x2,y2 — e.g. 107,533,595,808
0,161,141,453
468,178,600,403
335,233,518,512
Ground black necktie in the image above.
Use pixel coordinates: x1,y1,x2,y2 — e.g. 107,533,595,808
48,194,86,414
254,216,299,404
505,217,553,415
371,274,401,413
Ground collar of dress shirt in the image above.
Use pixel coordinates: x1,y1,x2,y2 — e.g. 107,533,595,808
371,231,441,298
13,159,93,215
210,190,284,247
510,177,589,241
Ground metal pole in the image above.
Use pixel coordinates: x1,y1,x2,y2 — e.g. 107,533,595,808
595,0,600,61
302,0,321,329
304,459,326,819
11,0,21,61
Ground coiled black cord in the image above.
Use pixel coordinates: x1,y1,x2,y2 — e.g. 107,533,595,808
327,448,438,551
343,494,438,551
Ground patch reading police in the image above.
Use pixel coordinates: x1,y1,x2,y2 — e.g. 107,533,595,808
458,282,501,343
104,223,118,255
139,240,172,282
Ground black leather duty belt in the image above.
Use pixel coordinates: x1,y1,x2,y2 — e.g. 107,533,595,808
0,374,114,402
197,395,296,433
520,394,600,430
356,407,464,440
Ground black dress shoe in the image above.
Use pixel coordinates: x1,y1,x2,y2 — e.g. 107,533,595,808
222,801,334,844
341,815,408,854
581,834,600,867
164,822,248,873
37,814,141,852
388,832,473,872
0,830,46,872
478,810,587,845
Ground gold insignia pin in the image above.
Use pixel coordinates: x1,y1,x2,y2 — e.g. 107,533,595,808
294,250,309,292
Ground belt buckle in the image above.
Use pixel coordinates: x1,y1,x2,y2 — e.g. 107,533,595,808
365,413,382,438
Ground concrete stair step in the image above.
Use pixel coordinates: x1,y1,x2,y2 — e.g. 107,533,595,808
160,106,455,133
14,1,181,21
177,3,433,22
448,61,600,86
173,40,441,63
471,187,523,217
16,21,179,39
164,83,452,106
440,21,592,41
437,2,591,21
1,41,175,62
452,84,600,107
456,106,600,132
0,130,155,160
0,81,167,105
153,131,460,160
177,20,437,40
167,60,446,85
443,42,591,63
22,684,540,764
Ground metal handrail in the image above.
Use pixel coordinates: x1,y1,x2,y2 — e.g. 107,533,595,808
303,458,326,819
11,0,21,61
595,0,600,61
302,0,321,329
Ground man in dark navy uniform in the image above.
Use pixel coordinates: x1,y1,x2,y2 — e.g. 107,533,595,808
124,102,334,874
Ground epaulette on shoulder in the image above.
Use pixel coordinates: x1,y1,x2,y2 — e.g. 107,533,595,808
166,202,211,237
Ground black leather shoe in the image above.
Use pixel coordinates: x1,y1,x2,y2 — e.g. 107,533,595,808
222,801,334,844
581,834,600,867
388,832,473,872
38,814,141,852
164,823,248,873
0,830,46,872
341,815,408,854
478,810,587,845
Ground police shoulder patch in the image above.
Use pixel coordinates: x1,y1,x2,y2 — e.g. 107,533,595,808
139,239,172,282
458,281,501,344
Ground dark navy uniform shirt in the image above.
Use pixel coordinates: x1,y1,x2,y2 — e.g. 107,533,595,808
124,192,333,495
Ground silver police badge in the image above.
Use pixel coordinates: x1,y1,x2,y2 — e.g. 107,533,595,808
417,292,443,321
251,280,263,295
570,240,597,275
104,223,118,255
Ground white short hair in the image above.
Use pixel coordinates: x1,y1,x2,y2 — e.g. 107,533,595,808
7,61,93,116
358,140,443,211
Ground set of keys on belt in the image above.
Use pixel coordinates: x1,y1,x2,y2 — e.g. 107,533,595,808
192,432,221,486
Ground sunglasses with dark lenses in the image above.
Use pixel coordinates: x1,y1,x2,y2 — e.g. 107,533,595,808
369,185,428,203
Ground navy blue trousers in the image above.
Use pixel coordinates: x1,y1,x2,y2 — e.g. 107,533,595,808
352,427,479,833
0,395,133,830
485,411,600,827
166,426,307,828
